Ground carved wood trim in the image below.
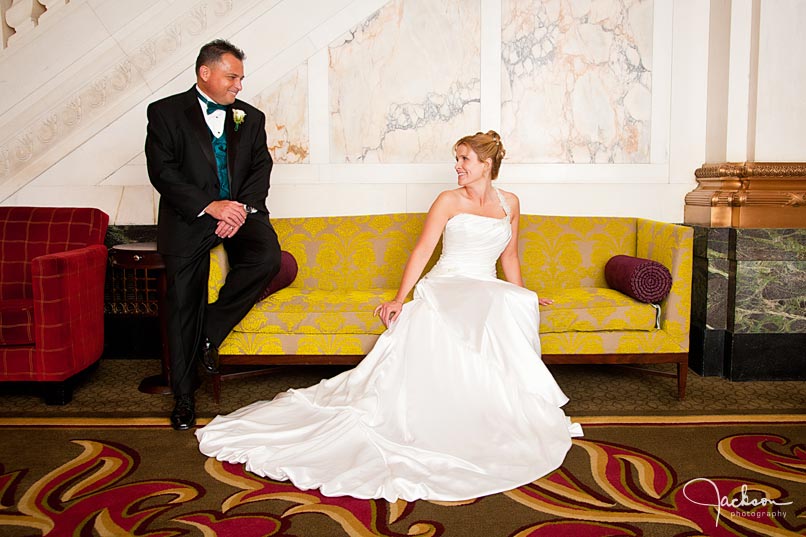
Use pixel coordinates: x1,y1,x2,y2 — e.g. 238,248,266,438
685,162,806,228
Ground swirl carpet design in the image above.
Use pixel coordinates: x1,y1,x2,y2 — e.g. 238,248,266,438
0,416,803,537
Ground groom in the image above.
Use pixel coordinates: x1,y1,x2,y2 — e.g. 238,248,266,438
145,39,281,430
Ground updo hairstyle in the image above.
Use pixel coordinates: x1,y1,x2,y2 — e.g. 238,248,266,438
453,130,506,180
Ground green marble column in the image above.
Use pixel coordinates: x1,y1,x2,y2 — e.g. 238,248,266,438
689,226,730,376
690,226,806,380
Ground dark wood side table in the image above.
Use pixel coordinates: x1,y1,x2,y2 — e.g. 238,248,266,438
108,242,171,395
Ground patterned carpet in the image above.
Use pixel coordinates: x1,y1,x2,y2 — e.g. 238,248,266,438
0,358,804,419
1,360,804,536
0,416,803,536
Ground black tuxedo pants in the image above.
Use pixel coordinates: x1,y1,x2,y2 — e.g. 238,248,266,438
162,217,281,396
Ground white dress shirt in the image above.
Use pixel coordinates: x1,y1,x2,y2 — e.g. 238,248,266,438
196,85,225,138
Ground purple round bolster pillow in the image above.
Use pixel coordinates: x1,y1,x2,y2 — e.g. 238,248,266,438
256,250,298,302
604,255,672,304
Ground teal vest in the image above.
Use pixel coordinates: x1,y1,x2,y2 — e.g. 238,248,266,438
210,130,230,200
197,91,230,200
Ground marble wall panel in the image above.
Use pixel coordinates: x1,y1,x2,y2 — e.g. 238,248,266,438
329,0,481,163
691,258,730,330
734,260,806,334
731,228,806,334
501,0,653,163
734,228,806,261
254,64,309,164
691,256,708,326
706,257,730,330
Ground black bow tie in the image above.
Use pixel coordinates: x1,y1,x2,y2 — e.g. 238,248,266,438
197,92,226,115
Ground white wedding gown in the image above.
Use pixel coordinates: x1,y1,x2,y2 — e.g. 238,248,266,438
196,189,582,502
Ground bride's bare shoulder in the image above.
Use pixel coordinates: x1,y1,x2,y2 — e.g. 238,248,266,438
433,189,464,208
426,189,464,220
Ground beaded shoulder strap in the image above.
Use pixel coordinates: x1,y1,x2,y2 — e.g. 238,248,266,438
494,187,511,219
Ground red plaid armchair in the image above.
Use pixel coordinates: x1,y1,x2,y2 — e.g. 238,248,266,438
0,207,109,404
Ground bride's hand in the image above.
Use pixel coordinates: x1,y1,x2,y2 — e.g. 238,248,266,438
374,300,403,328
538,297,553,306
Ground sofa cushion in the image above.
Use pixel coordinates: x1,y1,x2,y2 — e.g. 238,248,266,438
0,299,35,345
234,288,395,335
605,255,672,303
539,287,658,333
233,285,656,336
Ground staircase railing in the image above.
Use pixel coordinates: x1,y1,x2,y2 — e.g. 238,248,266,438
2,0,71,50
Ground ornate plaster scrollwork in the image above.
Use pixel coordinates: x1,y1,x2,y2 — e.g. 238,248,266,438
110,61,132,92
61,97,82,126
184,4,207,36
159,24,182,53
133,40,158,72
36,114,59,144
14,133,34,162
87,77,108,108
213,0,234,16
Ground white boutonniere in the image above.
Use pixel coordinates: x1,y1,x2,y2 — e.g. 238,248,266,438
233,109,246,131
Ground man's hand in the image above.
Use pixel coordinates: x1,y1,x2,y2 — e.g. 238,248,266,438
215,219,241,238
204,201,247,238
204,200,247,227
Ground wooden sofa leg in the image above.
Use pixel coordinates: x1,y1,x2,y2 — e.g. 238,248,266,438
43,381,73,405
212,373,221,404
677,362,688,401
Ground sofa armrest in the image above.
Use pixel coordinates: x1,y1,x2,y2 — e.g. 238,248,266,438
31,244,108,372
636,220,694,351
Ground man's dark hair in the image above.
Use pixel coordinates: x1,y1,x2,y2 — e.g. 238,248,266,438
195,39,245,73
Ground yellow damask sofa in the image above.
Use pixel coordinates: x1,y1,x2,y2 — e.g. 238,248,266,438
209,214,693,401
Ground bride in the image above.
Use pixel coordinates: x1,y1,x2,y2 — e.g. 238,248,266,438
196,130,582,502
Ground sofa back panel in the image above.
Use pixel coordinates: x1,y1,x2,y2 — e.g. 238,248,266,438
272,214,440,291
518,215,638,291
0,207,109,301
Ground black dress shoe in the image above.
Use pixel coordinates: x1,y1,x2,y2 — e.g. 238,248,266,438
170,394,196,430
200,338,219,374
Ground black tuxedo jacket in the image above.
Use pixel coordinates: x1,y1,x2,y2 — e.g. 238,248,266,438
145,86,273,257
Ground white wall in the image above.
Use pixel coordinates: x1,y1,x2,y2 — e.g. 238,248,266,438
755,0,806,160
0,0,799,225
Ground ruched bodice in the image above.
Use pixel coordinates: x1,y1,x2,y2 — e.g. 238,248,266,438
427,214,511,280
427,189,512,280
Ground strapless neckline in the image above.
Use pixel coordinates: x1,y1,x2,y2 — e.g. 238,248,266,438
449,212,508,222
